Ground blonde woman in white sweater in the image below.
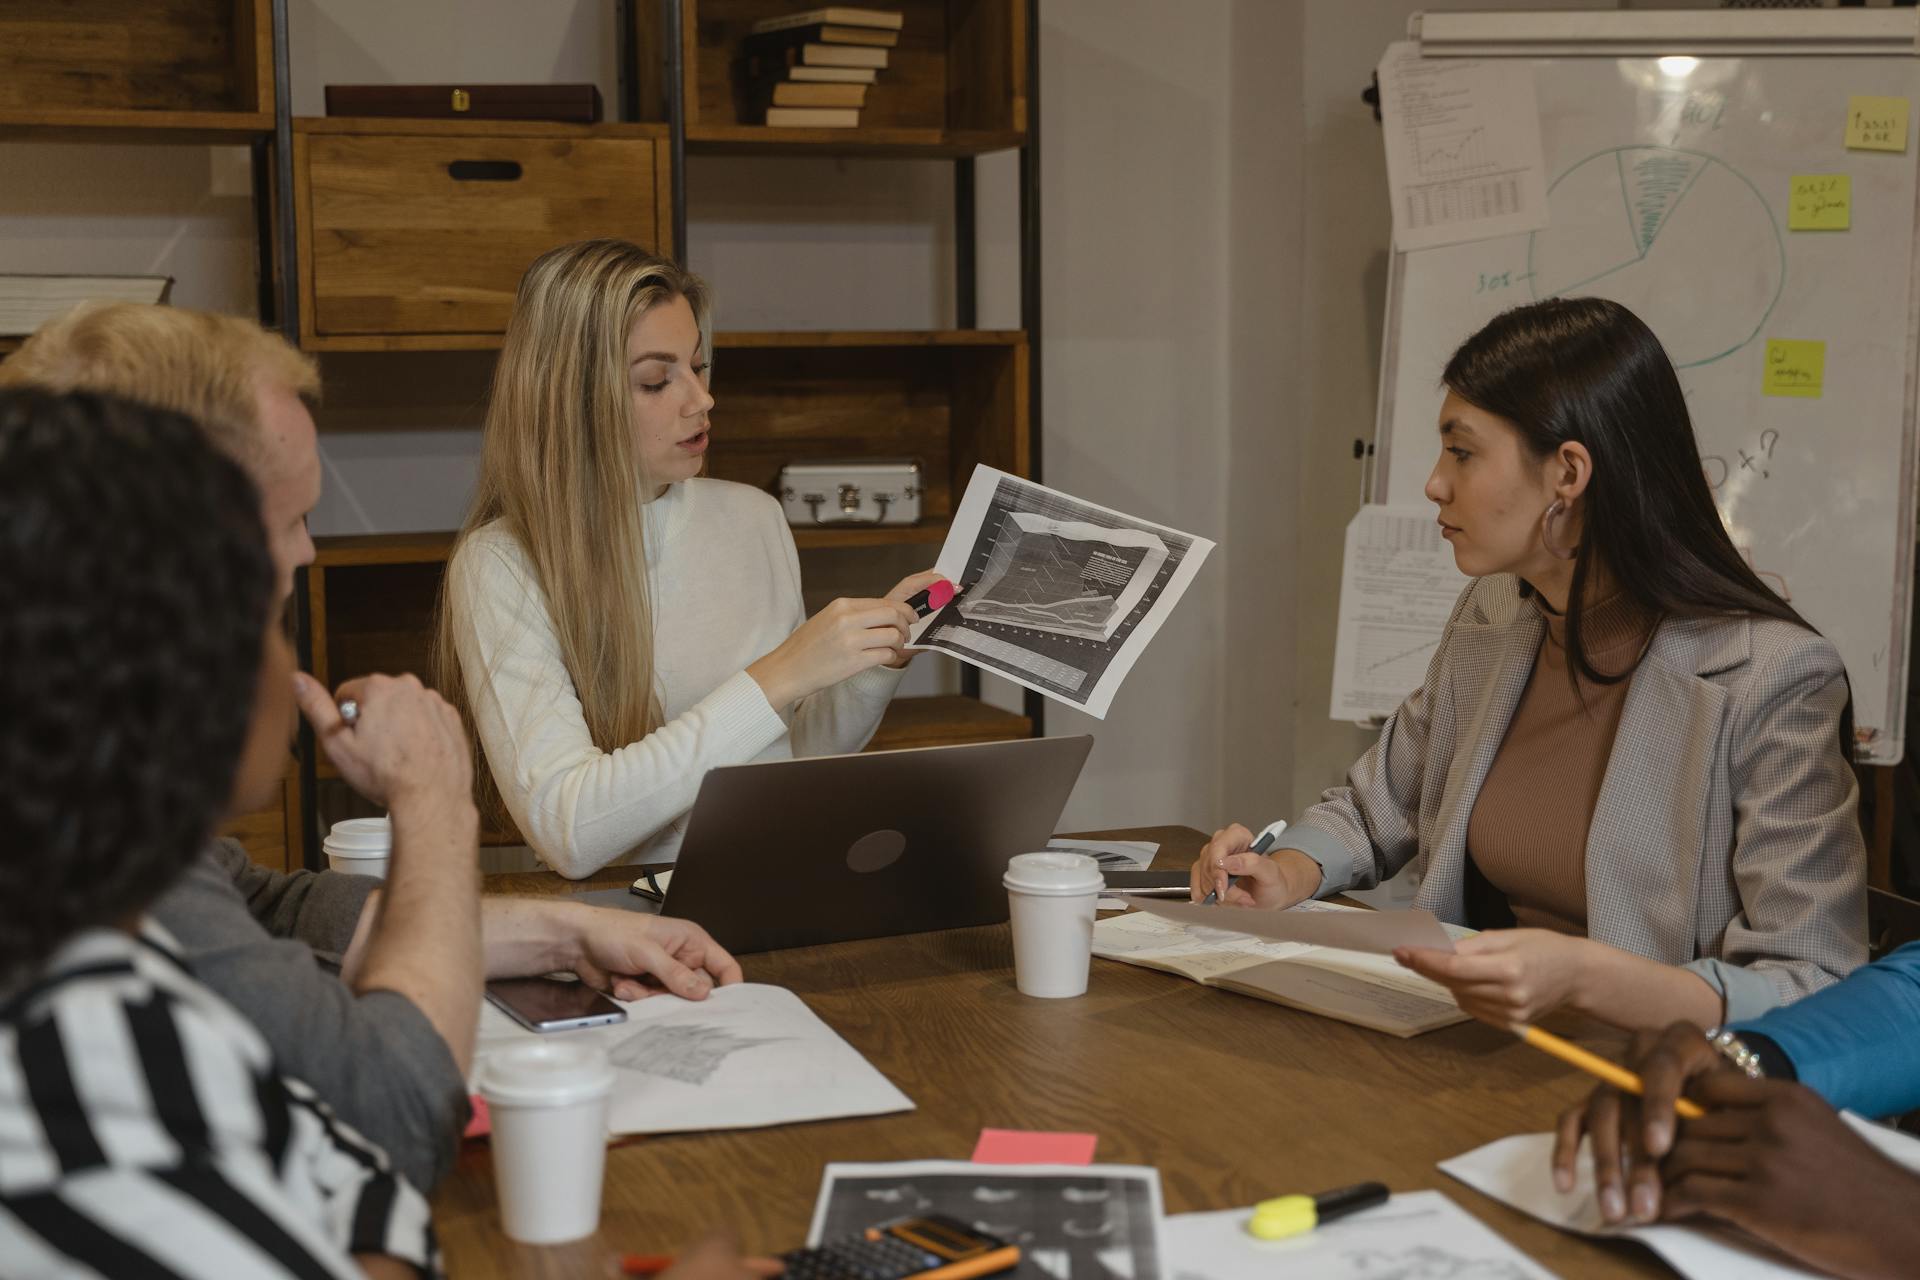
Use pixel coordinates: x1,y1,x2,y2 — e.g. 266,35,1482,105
437,240,935,878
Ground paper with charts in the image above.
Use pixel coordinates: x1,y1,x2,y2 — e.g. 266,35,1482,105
1092,904,1471,1037
808,1161,1164,1280
473,982,911,1135
906,466,1214,719
1377,41,1549,252
1164,1190,1554,1280
1331,504,1469,722
1441,1113,1920,1280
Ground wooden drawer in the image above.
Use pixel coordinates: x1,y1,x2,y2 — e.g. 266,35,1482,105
294,121,671,346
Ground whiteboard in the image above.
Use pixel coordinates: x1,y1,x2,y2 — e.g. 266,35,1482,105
1376,36,1920,764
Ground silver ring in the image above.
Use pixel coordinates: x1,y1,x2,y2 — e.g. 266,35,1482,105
338,699,359,726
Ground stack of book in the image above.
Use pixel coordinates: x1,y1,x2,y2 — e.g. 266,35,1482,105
742,7,903,129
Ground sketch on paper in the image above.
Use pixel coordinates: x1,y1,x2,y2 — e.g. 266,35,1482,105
1159,1193,1553,1280
811,1163,1164,1280
473,982,912,1135
608,1021,788,1086
1339,1245,1537,1280
908,467,1212,719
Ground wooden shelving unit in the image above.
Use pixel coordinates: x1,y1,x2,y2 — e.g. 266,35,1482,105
7,0,1040,865
0,0,276,144
291,117,673,351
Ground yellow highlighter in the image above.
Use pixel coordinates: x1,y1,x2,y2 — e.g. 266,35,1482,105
1248,1181,1390,1241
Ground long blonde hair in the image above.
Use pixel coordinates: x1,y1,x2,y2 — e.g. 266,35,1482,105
435,240,712,820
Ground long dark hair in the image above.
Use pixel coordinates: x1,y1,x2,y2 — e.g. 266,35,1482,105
1442,297,1852,750
0,388,272,981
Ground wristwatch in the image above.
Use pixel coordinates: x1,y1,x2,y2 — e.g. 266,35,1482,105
1704,1026,1767,1079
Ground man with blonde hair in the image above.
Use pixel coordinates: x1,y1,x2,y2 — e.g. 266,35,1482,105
0,303,743,1196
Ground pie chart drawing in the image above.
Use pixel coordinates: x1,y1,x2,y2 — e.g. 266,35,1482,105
1527,145,1785,368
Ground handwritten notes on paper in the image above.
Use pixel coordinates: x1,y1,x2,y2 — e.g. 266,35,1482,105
1330,505,1469,721
1764,339,1827,399
1789,175,1851,231
1847,96,1909,152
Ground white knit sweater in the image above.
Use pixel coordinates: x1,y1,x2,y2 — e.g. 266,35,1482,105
445,478,903,877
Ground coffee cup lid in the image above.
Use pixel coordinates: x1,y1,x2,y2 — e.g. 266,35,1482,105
323,816,391,854
478,1041,616,1108
1003,851,1103,895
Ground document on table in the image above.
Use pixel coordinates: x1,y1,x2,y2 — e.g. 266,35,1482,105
809,1161,1164,1280
1330,504,1469,721
1092,904,1471,1037
1049,837,1159,908
1441,1113,1920,1279
1377,40,1549,251
906,466,1214,719
1133,897,1457,955
472,981,911,1136
1164,1190,1555,1280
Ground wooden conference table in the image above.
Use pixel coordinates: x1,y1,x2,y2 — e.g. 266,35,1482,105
437,826,1668,1279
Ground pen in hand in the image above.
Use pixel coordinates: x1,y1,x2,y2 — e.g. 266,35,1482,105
1203,824,1282,905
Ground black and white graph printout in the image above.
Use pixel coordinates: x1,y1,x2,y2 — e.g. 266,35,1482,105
1329,504,1469,722
907,467,1214,719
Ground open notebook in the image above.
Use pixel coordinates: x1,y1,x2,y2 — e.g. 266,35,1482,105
1092,901,1473,1037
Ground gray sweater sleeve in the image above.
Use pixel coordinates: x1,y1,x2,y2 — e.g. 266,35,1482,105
202,838,378,956
151,845,469,1194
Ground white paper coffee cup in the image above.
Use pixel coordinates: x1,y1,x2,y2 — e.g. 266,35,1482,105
1003,851,1104,999
478,1041,616,1245
322,816,391,879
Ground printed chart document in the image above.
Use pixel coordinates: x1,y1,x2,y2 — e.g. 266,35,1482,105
1330,504,1469,721
1164,1190,1554,1280
1441,1113,1920,1280
809,1161,1164,1280
1049,837,1160,909
1092,903,1472,1038
907,466,1214,719
1377,40,1549,251
473,982,911,1135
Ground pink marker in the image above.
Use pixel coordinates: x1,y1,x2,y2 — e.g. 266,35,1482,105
908,578,957,616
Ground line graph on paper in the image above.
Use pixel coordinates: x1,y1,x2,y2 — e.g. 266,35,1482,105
1414,126,1495,180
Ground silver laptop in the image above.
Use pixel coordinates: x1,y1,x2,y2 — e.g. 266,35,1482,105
661,734,1094,954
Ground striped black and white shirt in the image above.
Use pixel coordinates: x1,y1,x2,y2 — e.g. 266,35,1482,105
0,922,441,1278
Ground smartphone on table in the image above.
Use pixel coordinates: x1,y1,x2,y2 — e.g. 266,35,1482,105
484,976,627,1033
779,1215,1018,1280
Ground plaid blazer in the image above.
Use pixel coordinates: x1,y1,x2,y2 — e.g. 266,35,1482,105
1287,574,1867,1021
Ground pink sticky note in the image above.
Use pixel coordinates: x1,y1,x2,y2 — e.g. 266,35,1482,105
464,1095,491,1139
971,1128,1097,1165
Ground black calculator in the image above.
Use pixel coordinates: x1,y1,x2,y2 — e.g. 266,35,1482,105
780,1215,1019,1280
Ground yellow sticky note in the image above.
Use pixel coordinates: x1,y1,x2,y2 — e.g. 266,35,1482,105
1789,174,1851,230
1764,340,1826,399
1847,95,1909,152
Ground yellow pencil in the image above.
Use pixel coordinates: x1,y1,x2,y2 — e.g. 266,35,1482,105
1515,1024,1706,1119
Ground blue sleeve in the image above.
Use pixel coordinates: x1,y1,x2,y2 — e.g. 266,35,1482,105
1733,940,1920,1118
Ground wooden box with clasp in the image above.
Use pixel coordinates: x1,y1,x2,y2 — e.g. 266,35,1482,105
292,117,673,350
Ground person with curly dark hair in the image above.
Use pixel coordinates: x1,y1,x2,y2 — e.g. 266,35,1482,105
0,388,442,1279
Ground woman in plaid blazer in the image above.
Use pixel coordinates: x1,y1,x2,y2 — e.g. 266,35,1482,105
1191,297,1865,1031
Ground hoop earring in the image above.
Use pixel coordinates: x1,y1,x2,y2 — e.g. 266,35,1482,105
1541,499,1577,560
